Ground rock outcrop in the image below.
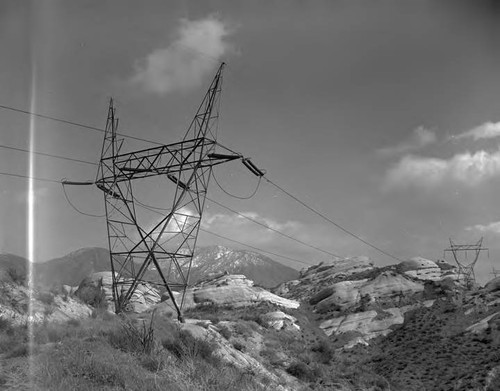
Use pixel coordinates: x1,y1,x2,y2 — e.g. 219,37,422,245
274,256,464,348
260,311,300,331
0,282,92,326
180,274,299,310
75,271,161,313
397,257,459,282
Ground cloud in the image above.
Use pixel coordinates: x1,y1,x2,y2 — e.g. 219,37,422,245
202,211,301,236
386,149,500,188
143,207,196,245
131,16,231,95
466,221,500,234
378,126,437,156
453,122,500,141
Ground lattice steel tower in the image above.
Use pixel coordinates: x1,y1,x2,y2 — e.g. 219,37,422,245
95,63,242,320
444,237,488,288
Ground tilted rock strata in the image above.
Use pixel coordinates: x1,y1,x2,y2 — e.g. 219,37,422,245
275,256,374,300
181,274,299,310
397,257,459,282
313,272,425,314
320,300,435,341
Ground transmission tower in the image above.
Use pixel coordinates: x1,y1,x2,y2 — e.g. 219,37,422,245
95,63,251,321
444,237,488,288
491,267,500,279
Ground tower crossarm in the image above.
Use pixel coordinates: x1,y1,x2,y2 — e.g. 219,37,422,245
96,137,241,185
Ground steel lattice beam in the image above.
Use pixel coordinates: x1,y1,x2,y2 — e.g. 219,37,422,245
96,63,239,320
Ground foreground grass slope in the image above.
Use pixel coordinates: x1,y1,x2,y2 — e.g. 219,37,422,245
0,311,265,391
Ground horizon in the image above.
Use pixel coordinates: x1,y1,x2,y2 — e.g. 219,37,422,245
1,1,500,285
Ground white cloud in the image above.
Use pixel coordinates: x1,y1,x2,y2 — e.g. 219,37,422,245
202,211,301,235
378,126,437,156
466,221,500,234
386,149,500,188
453,122,500,141
131,16,231,95
144,207,196,244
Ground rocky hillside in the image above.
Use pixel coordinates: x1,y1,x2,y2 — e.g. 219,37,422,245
275,256,464,346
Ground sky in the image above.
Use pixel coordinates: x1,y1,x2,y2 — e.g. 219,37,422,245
1,0,500,283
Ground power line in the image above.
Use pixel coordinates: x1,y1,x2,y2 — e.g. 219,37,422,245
206,196,342,259
61,183,105,218
198,227,313,266
211,169,262,199
0,144,98,166
0,103,404,262
263,177,403,262
0,103,163,146
0,171,61,184
133,196,312,267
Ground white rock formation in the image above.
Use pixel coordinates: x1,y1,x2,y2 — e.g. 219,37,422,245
397,257,459,282
181,274,299,310
319,300,434,341
260,311,300,331
466,311,500,334
313,272,424,314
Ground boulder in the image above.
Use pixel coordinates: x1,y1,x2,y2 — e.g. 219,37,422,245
466,311,500,334
485,277,500,293
260,311,300,331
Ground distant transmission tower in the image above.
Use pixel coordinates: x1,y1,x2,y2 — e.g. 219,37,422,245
491,267,500,279
95,63,250,321
444,238,488,288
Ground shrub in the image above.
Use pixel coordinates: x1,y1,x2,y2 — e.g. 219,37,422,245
4,343,29,359
286,361,316,382
7,267,25,285
233,341,245,352
107,315,155,355
311,342,334,364
162,329,216,362
0,317,12,333
36,292,54,305
218,325,232,340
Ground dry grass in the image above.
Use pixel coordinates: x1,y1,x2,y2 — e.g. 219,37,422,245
0,312,270,391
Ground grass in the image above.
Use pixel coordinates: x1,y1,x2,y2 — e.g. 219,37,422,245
0,310,272,391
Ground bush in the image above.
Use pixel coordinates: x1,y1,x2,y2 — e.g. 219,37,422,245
107,315,155,355
4,343,29,359
218,325,232,340
233,341,245,352
0,317,13,333
36,292,55,306
7,267,25,285
162,329,216,362
286,361,316,382
311,341,334,364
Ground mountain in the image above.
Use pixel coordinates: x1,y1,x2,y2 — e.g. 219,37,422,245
183,245,299,288
34,247,110,288
0,254,29,283
31,245,299,289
